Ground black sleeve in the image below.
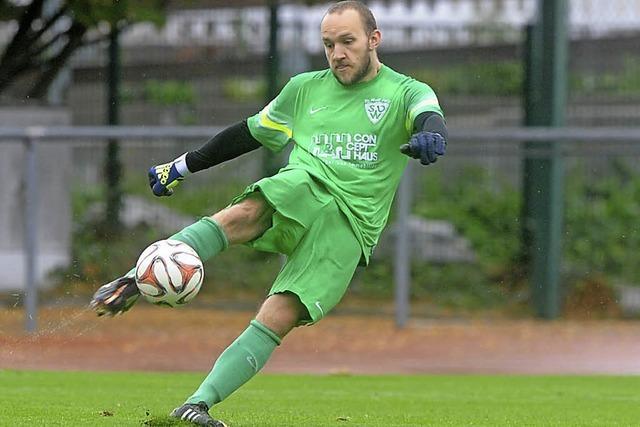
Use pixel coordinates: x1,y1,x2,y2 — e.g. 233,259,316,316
413,111,448,143
185,120,262,172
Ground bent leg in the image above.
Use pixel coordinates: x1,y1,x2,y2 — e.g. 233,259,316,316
184,202,360,407
255,292,308,337
212,192,274,245
92,193,273,316
269,201,361,324
186,293,305,407
121,192,272,277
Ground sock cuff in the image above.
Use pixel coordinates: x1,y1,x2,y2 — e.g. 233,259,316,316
201,217,229,250
250,319,282,346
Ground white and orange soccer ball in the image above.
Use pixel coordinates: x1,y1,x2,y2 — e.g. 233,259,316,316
134,239,204,307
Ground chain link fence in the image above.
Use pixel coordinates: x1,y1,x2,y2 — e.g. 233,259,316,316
2,0,640,323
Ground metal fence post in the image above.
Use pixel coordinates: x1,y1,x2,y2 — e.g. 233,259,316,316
522,0,568,319
23,136,38,332
394,163,413,328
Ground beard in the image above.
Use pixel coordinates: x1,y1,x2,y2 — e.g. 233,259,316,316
333,54,372,86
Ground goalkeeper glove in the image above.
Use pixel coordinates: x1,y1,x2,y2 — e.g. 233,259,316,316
400,131,446,166
148,153,190,197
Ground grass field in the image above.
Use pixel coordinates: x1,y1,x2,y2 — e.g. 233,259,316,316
1,370,638,426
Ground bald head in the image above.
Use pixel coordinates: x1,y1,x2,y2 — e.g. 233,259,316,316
325,1,377,35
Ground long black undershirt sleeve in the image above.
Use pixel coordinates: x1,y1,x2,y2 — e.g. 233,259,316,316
185,120,261,173
413,111,448,143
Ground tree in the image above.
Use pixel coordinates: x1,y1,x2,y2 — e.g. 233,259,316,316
0,0,167,101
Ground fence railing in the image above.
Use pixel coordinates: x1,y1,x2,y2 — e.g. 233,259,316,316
3,126,640,331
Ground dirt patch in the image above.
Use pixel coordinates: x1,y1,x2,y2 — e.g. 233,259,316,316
1,305,639,374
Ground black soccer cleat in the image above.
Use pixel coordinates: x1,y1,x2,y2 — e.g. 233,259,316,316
90,276,140,317
170,401,227,427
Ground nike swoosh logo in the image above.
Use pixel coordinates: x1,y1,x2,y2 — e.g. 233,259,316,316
315,301,325,317
246,356,258,372
309,106,327,115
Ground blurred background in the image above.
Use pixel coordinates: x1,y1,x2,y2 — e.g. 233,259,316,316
1,0,640,329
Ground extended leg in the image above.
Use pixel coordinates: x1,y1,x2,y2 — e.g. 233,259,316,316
184,292,306,406
91,193,273,316
170,293,306,426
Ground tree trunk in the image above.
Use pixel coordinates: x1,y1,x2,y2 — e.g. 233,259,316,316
28,21,87,99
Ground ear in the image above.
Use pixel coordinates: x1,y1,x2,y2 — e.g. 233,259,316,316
368,29,382,50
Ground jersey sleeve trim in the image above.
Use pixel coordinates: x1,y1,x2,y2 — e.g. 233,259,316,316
405,97,442,132
258,102,293,139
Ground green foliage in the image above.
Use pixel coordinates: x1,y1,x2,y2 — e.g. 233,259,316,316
143,80,196,106
69,0,167,27
366,167,519,309
222,78,267,103
2,371,640,426
122,176,244,217
57,159,640,310
414,167,522,271
356,261,506,311
355,160,640,311
412,61,523,96
412,57,640,96
0,0,168,100
564,160,640,283
58,186,160,287
55,179,281,297
572,57,640,95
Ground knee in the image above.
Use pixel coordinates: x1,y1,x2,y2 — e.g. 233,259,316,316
255,293,307,338
213,193,271,230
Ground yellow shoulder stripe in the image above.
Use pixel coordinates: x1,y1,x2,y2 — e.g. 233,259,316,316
406,97,441,131
259,104,293,139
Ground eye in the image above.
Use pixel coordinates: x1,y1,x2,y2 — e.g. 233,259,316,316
344,38,354,45
324,42,333,49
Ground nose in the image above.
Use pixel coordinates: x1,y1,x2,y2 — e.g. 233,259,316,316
333,44,346,60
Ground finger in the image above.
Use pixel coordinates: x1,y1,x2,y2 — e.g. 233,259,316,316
419,139,431,165
404,138,419,157
435,137,446,155
152,183,164,197
427,142,437,163
148,177,157,188
420,147,431,165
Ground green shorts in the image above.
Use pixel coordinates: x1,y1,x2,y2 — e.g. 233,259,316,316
231,169,361,324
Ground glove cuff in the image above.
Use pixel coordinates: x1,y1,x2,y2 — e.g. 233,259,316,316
173,152,191,177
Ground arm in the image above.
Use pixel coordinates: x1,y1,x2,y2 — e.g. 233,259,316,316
186,120,261,172
413,111,448,141
150,74,307,196
400,111,448,165
148,120,261,197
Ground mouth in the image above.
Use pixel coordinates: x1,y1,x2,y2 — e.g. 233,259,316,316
334,64,350,72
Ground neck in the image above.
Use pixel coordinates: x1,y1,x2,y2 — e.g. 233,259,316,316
361,56,382,83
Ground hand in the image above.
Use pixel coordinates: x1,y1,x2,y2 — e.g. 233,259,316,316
400,131,446,166
148,160,184,196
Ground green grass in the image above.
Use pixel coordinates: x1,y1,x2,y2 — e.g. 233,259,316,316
1,371,639,426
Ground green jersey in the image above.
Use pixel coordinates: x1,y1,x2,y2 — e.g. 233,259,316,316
247,64,443,263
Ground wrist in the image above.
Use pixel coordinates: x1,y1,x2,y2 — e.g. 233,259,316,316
173,152,191,177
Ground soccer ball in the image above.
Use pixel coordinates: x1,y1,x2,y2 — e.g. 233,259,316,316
134,239,204,307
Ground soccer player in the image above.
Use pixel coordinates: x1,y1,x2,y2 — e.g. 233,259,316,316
91,1,447,426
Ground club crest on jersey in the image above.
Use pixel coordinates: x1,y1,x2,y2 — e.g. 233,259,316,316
364,98,390,124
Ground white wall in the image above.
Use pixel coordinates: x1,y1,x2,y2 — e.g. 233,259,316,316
0,107,72,291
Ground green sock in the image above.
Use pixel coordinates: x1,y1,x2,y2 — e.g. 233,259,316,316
169,217,229,260
186,319,281,407
125,217,228,278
